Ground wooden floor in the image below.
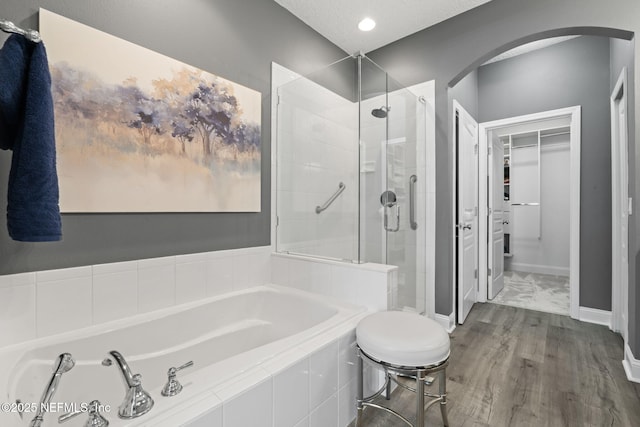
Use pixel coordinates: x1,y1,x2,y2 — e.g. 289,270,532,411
352,303,640,427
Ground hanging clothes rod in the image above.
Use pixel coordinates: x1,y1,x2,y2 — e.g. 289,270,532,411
540,131,570,138
0,19,41,43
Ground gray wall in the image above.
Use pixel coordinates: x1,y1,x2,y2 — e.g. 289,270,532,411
0,0,346,274
477,36,613,310
367,0,640,356
450,69,478,119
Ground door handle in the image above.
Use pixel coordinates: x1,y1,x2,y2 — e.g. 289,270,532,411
460,223,472,230
384,205,400,232
409,175,418,230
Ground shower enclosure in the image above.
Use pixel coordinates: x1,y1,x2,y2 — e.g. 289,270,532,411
275,55,426,312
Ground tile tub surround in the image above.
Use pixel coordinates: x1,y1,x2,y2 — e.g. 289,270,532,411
0,246,271,349
271,252,398,311
1,285,368,427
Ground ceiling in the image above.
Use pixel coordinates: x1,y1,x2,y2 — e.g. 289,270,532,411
274,0,493,54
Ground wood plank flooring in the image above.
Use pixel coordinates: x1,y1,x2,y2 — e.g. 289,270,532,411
352,303,640,427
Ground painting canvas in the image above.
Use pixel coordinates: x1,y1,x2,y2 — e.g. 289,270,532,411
39,9,261,212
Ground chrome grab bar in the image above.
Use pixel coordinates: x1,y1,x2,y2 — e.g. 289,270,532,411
316,182,346,214
510,203,540,206
409,175,418,230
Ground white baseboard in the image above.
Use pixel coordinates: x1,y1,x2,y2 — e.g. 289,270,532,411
623,343,640,383
508,262,570,277
578,306,612,328
435,312,456,334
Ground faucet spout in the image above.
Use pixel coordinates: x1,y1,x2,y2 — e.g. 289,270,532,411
29,353,75,427
103,350,136,388
103,350,154,419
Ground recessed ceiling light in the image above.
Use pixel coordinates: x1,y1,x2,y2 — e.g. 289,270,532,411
358,18,376,32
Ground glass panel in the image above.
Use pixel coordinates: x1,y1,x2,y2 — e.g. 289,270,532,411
359,57,389,265
275,55,427,312
385,74,425,312
358,56,426,312
275,57,360,261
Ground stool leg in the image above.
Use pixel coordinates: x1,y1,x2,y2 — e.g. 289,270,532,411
416,369,425,427
439,369,449,427
356,348,364,426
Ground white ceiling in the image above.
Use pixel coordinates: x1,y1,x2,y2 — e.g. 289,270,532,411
274,0,493,54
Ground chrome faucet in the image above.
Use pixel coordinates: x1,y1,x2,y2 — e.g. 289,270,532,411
29,353,75,427
102,350,154,419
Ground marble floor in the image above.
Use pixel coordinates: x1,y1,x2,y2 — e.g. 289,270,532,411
489,270,570,315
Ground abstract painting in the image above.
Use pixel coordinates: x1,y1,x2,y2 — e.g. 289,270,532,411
39,9,261,212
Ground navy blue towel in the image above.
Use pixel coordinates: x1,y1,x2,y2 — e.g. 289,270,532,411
0,34,62,242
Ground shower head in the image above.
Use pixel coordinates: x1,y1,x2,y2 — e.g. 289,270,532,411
371,106,389,118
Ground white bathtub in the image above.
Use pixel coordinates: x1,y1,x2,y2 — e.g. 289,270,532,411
0,285,367,427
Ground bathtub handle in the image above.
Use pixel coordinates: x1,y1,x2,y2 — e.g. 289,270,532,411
58,400,108,427
161,360,194,397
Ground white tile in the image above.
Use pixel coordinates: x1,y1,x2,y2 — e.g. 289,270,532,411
205,256,233,297
247,250,271,287
0,272,35,288
330,265,359,304
309,340,339,411
309,393,338,427
37,277,92,337
294,417,310,427
271,255,289,286
273,358,309,427
184,404,222,427
92,260,137,275
176,252,209,264
92,270,138,324
176,261,207,304
138,255,175,268
138,263,175,313
338,331,357,388
289,258,312,292
222,377,273,427
338,379,357,427
357,270,388,311
0,284,36,346
310,262,332,296
232,254,250,290
36,266,92,283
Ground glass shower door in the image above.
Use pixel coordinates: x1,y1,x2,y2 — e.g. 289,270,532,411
384,77,425,313
359,56,425,312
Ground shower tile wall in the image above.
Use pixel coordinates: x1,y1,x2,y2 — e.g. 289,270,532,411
277,78,358,260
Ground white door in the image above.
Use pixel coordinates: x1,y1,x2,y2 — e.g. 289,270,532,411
488,135,505,299
456,102,478,324
611,71,629,340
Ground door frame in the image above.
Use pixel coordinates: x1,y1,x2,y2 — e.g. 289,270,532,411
478,106,581,319
452,100,479,324
611,67,629,339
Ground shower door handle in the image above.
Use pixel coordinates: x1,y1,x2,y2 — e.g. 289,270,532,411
409,175,418,230
381,190,400,232
384,205,400,232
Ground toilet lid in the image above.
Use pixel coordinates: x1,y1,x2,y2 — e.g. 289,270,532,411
356,311,450,367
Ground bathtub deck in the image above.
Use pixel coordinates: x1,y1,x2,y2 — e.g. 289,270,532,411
352,303,640,427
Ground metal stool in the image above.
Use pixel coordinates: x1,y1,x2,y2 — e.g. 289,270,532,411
355,311,450,427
